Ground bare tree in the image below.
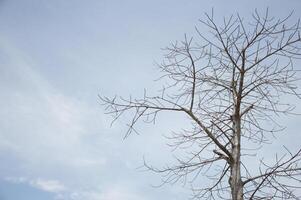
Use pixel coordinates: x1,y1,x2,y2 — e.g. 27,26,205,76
100,9,301,200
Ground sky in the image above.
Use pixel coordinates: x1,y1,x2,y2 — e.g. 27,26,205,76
0,0,300,200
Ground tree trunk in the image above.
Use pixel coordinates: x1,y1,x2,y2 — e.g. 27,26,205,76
230,116,243,200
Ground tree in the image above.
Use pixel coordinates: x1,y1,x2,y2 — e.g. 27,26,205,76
100,9,301,200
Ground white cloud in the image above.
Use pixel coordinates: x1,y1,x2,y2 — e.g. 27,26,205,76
4,176,149,200
0,36,189,200
30,179,67,193
4,177,27,184
0,39,110,198
59,185,148,200
99,187,146,200
5,177,66,193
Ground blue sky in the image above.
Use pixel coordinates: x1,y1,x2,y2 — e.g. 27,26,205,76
0,0,300,199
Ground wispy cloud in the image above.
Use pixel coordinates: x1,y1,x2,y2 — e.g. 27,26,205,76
0,35,162,200
0,39,110,198
5,176,148,200
5,177,66,193
30,179,66,193
99,186,148,200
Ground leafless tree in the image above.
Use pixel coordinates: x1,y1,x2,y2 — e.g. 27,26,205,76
100,9,301,200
